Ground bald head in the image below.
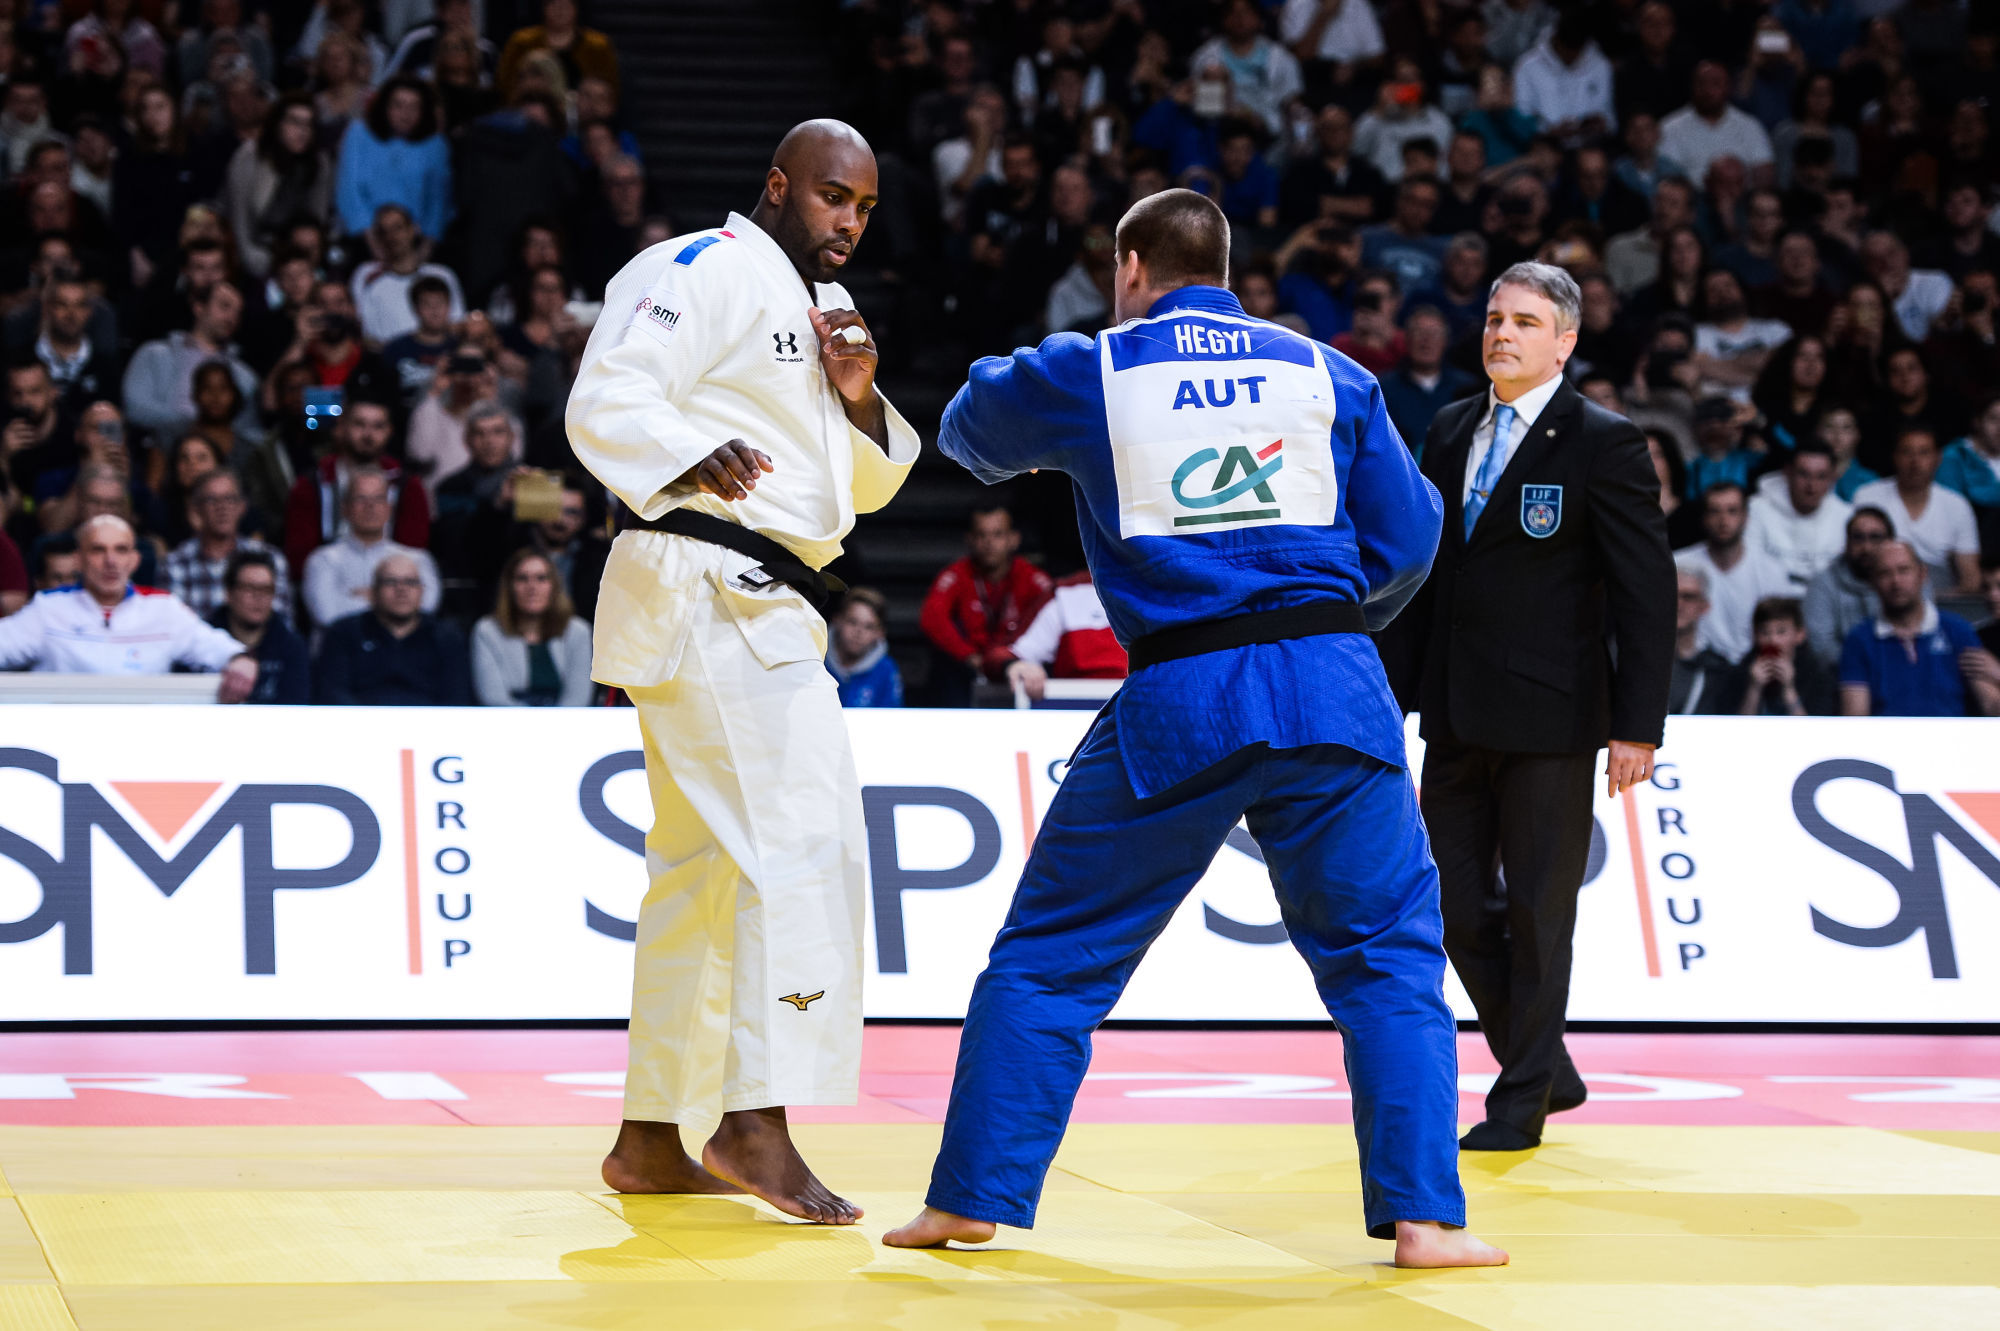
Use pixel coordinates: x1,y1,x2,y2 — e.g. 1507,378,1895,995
752,119,879,285
772,119,873,177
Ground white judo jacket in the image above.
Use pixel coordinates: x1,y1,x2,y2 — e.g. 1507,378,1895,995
567,212,921,688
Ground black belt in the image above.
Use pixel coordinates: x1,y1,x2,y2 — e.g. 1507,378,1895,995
631,508,846,613
1126,602,1369,672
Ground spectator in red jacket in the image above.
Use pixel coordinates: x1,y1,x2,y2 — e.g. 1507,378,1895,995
282,396,431,579
919,505,1053,705
1002,570,1129,701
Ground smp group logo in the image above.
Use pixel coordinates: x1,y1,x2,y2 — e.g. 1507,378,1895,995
1793,759,2000,979
0,748,380,975
1170,439,1284,528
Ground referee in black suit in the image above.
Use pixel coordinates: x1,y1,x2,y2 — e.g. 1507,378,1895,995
1408,262,1675,1152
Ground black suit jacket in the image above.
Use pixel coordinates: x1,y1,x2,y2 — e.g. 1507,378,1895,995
1406,379,1676,754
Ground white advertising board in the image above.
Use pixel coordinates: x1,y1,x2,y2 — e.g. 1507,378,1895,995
0,708,1995,1023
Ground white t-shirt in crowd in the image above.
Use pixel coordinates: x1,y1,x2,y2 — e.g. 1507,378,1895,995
1657,104,1773,184
1511,37,1617,133
1694,315,1792,398
1280,0,1385,63
1849,479,1980,584
1676,540,1794,663
1889,269,1954,343
352,260,466,345
1746,486,1852,590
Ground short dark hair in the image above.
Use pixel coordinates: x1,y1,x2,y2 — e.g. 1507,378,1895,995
1751,596,1804,630
365,75,439,142
1790,439,1835,464
1115,188,1230,289
32,532,77,582
224,548,278,591
1701,480,1747,511
1848,505,1895,537
408,274,452,308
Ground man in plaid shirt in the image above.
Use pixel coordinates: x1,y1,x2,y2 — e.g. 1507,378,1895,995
164,469,294,621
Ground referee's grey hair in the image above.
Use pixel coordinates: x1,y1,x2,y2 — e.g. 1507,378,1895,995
1489,261,1581,334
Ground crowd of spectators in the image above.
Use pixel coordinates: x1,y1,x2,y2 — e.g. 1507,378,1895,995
0,0,658,705
1,0,1996,718
830,0,2000,715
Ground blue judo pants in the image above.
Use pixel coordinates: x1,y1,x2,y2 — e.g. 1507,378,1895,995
925,713,1466,1239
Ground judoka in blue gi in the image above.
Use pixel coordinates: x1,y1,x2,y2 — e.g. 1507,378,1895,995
883,191,1505,1268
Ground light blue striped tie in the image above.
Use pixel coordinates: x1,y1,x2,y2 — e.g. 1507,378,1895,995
1464,403,1515,538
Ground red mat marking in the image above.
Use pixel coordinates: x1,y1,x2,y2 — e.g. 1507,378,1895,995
0,1031,1993,1130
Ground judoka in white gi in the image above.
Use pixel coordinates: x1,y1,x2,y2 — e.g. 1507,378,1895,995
566,121,920,1224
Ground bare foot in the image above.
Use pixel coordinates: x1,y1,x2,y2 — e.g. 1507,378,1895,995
601,1119,743,1195
702,1106,862,1225
1393,1220,1509,1269
882,1206,997,1249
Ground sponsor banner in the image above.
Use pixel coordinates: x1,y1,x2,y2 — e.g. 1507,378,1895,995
0,710,1995,1023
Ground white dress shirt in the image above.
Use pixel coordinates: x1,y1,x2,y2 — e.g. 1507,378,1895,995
1463,371,1565,506
301,535,441,629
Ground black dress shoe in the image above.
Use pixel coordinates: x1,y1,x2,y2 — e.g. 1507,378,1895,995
1549,1082,1588,1115
1459,1120,1540,1151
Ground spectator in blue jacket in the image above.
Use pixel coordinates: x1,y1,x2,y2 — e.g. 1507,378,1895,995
1939,396,2000,510
210,549,309,704
826,587,902,708
334,76,453,240
313,553,473,705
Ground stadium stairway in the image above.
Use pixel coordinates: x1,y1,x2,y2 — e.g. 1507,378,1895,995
590,0,1004,697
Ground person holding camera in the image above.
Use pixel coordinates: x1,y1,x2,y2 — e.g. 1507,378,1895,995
407,346,522,483
1714,596,1839,715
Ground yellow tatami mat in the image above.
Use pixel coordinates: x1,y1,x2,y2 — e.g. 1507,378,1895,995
3,1124,1997,1329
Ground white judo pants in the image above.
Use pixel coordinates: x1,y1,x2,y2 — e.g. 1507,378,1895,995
610,536,866,1126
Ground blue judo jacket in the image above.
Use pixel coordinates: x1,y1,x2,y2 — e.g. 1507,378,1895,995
938,285,1443,797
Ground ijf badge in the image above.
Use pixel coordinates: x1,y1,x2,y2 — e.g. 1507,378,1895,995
1520,484,1562,539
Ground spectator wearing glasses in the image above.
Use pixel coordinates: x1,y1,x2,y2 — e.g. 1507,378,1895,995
1803,505,1893,664
511,471,607,622
210,548,308,703
312,552,472,705
164,466,292,620
1668,566,1733,714
471,547,593,706
300,468,440,630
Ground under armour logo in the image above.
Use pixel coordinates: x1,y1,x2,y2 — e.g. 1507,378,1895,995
773,332,799,355
779,990,825,1010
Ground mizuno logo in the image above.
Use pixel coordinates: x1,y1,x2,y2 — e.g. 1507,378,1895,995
780,990,825,1010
